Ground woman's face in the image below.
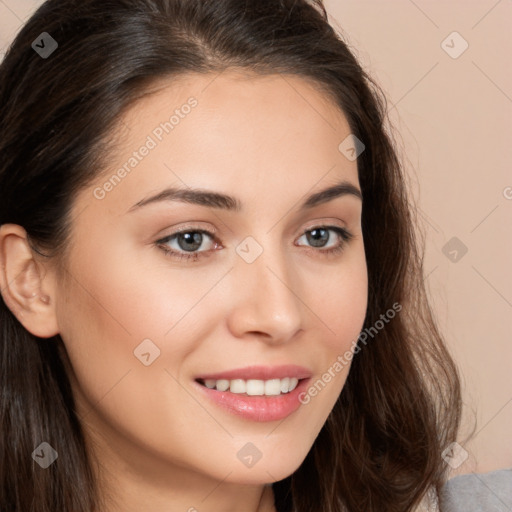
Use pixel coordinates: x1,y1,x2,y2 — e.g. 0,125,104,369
53,71,367,490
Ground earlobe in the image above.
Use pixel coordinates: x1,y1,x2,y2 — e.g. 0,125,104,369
0,223,59,338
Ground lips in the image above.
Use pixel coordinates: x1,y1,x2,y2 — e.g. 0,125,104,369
193,375,312,422
194,364,313,382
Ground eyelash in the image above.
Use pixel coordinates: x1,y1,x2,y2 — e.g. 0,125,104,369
155,225,354,263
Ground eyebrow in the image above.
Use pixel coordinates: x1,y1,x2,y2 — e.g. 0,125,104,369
127,179,362,213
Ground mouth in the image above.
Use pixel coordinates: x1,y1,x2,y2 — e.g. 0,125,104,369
193,364,313,397
194,376,308,396
193,375,312,422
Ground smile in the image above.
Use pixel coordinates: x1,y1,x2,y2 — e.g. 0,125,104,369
193,377,311,422
196,377,300,396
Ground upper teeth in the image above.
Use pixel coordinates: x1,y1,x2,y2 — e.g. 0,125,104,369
202,377,299,395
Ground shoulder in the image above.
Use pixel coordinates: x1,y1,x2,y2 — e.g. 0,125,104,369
439,468,512,512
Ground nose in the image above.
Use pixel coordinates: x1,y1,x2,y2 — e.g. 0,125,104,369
225,243,304,343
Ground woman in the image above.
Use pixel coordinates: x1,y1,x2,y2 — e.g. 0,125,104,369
0,0,465,510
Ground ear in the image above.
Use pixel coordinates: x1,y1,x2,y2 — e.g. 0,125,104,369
0,224,59,338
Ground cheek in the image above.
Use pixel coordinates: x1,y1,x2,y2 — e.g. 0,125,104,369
58,237,207,346
321,272,367,336
310,245,368,353
54,249,218,460
298,248,368,415
53,244,190,411
55,238,235,421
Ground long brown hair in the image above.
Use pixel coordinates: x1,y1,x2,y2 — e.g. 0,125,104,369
0,1,464,510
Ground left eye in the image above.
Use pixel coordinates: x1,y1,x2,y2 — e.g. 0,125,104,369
155,225,353,262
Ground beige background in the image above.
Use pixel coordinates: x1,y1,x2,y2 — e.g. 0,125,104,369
1,0,511,478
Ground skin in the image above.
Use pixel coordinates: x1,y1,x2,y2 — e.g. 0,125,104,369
0,70,368,512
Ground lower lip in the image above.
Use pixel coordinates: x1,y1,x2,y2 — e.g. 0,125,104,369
193,378,311,422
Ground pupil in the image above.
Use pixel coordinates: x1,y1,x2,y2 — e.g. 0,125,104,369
308,228,328,248
178,232,202,252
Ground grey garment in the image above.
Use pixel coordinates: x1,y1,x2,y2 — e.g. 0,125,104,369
439,468,512,512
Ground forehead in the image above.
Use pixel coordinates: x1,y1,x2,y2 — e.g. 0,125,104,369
76,70,358,218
